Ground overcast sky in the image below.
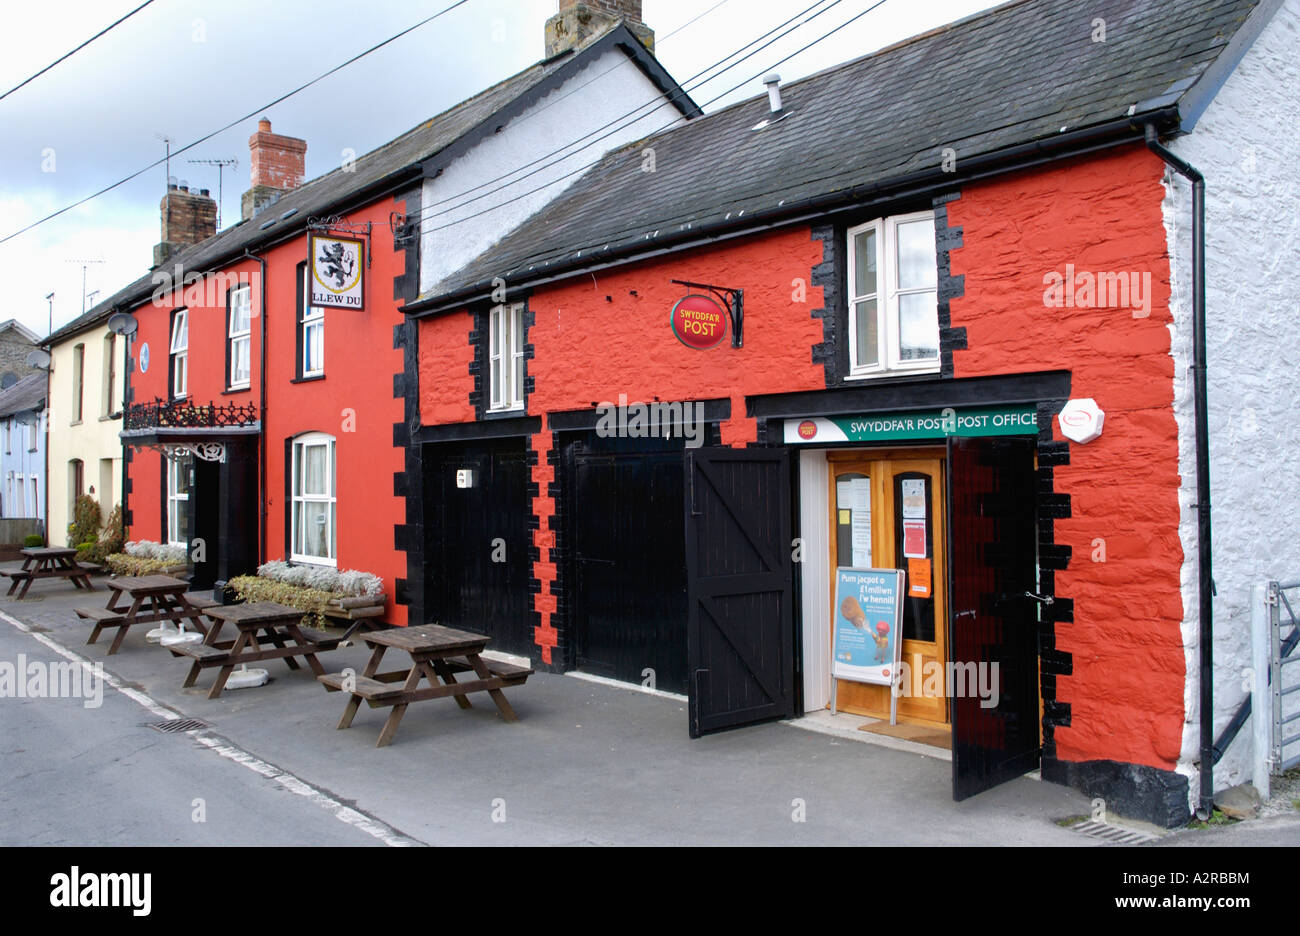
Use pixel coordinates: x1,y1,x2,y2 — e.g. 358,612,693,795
1,0,997,338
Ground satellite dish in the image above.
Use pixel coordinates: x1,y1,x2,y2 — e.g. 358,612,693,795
107,312,138,336
25,349,51,370
0,373,16,390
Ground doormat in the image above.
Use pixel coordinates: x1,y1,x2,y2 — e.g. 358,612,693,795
858,721,951,749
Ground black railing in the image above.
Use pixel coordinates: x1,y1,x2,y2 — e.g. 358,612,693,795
124,397,258,431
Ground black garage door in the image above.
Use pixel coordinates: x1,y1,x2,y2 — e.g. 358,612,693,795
425,439,533,657
564,433,688,694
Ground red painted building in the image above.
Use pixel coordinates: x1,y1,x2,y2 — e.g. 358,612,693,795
401,0,1290,825
47,14,693,627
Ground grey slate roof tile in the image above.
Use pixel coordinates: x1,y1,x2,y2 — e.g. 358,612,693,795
0,374,47,418
425,0,1266,304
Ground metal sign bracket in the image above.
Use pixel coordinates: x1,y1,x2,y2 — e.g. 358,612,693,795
671,280,744,348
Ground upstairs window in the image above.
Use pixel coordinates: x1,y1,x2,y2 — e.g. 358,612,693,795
72,343,85,422
488,302,525,412
291,432,336,565
102,333,117,417
847,211,940,376
298,264,324,378
228,285,252,389
170,310,188,398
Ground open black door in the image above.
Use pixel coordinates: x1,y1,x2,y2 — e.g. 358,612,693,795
685,447,794,737
947,436,1041,799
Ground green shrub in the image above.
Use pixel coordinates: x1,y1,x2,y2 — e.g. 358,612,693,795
22,534,43,548
78,504,124,563
68,495,101,549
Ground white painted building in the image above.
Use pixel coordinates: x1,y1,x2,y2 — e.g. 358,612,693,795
1162,0,1300,800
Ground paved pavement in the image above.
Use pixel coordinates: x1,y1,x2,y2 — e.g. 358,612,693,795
0,569,1289,846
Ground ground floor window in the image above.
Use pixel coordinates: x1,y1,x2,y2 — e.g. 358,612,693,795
167,456,191,548
291,432,336,565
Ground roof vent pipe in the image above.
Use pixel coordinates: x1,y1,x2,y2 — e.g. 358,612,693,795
763,74,784,115
752,74,791,132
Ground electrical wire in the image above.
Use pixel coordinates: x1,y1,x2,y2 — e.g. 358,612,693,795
413,0,887,239
0,0,158,102
408,0,844,228
0,0,472,246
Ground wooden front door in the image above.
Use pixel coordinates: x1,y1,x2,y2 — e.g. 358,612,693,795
828,448,949,725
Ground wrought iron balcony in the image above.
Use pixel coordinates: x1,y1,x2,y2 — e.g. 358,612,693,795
123,397,259,432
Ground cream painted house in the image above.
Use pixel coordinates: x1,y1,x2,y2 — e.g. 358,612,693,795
45,319,126,545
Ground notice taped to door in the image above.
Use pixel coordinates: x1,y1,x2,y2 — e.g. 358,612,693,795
832,567,904,686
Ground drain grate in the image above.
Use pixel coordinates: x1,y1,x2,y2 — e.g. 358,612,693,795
1069,819,1158,845
146,718,209,734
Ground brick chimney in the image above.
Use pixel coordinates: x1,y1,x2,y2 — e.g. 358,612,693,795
545,0,653,58
240,118,307,221
152,182,217,269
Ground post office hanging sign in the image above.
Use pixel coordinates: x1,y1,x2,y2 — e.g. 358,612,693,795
308,233,365,310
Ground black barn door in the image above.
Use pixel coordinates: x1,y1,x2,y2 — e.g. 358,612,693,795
568,436,688,693
947,436,1041,800
427,440,532,656
685,447,794,737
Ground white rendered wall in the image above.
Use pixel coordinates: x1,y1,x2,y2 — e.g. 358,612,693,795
419,47,689,295
1163,0,1300,802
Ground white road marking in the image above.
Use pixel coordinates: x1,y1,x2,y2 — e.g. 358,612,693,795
0,608,422,847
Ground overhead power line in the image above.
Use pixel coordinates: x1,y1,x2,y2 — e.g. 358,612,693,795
409,0,854,231
0,0,158,102
414,0,893,245
408,0,844,228
0,0,471,246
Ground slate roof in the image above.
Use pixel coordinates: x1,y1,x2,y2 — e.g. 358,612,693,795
0,374,47,418
421,0,1273,308
46,24,697,346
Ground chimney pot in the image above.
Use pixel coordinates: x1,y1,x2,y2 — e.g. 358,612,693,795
545,0,653,58
242,120,307,221
153,185,217,269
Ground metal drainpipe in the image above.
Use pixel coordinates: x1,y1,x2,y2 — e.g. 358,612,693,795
1145,123,1213,820
243,250,268,567
119,326,129,545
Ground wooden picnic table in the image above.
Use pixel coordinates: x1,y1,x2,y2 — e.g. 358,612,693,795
77,575,208,656
319,624,532,747
3,547,96,599
171,601,363,699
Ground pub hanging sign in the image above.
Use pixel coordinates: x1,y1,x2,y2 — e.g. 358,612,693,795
308,233,366,310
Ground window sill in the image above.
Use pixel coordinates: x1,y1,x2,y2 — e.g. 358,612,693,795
486,405,525,417
291,374,325,384
69,420,82,427
289,556,337,568
222,385,252,396
842,366,941,382
98,413,121,423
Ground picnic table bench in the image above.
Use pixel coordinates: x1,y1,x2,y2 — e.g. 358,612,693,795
3,547,97,598
76,575,208,655
319,623,532,747
171,601,370,699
